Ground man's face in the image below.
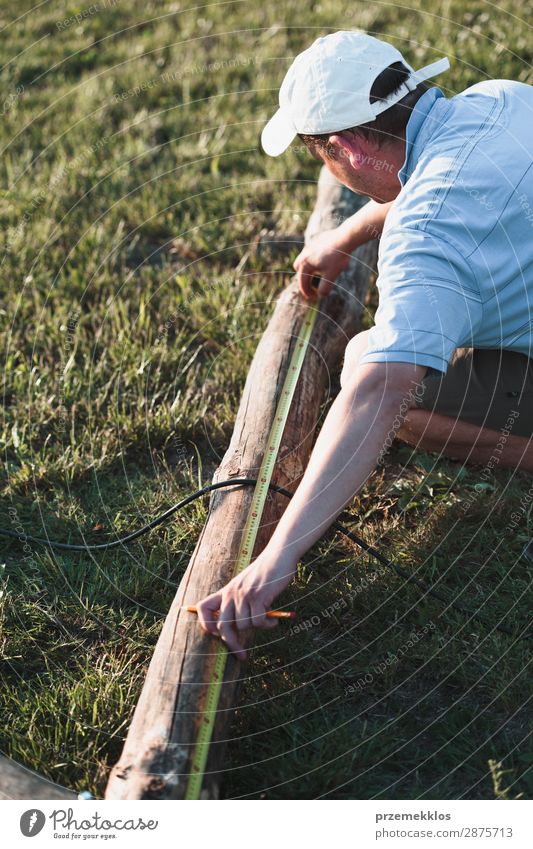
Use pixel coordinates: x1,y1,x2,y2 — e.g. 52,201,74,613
312,134,406,203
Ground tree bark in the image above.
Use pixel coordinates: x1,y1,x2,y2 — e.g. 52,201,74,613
105,170,378,800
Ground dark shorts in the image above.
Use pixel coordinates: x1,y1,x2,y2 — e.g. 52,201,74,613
414,348,533,438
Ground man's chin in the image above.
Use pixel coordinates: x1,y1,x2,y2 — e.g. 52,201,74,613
333,175,395,204
367,189,399,203
343,182,368,197
345,184,389,203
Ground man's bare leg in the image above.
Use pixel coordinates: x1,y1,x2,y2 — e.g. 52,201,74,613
397,408,533,473
340,331,533,472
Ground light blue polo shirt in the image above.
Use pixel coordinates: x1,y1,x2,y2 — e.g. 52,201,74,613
359,80,533,374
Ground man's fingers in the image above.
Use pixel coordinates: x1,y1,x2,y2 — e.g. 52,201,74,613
234,599,252,632
250,601,270,629
297,261,318,300
261,618,280,630
217,601,247,661
318,277,333,297
195,595,247,660
296,262,309,297
196,593,222,636
251,605,280,630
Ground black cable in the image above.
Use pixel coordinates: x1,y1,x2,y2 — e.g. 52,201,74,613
0,479,248,551
1,477,530,641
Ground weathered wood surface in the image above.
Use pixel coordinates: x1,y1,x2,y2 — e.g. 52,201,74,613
105,169,378,800
0,754,77,800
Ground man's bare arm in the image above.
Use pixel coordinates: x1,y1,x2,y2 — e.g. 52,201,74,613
263,358,421,559
196,360,425,659
338,198,394,249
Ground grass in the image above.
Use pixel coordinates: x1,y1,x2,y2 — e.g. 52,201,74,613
0,0,531,800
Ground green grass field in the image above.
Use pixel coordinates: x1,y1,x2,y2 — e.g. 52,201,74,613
0,0,531,799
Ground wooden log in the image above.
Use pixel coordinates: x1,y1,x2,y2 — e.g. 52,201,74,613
105,169,378,800
0,754,77,800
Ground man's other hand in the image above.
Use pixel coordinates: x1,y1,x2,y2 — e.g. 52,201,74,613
294,229,351,299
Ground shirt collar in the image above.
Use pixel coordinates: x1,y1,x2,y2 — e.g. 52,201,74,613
398,87,446,185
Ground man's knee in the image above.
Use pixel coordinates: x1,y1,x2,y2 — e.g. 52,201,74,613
340,330,370,389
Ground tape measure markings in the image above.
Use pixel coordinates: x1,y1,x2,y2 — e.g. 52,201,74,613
185,303,318,799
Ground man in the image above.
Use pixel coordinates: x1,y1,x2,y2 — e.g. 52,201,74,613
197,31,533,660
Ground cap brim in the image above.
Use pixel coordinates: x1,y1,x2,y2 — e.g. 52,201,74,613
261,108,297,157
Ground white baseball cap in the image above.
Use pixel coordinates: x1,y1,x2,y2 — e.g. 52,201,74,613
261,31,450,156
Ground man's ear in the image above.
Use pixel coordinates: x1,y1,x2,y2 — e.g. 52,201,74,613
328,132,370,170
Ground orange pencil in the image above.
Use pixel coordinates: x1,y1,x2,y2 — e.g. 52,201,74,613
185,605,296,620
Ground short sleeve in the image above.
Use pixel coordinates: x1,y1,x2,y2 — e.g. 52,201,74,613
359,226,483,374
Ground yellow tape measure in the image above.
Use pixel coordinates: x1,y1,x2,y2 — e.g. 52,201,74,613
185,301,319,799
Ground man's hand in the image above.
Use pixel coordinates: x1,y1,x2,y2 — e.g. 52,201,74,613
294,228,351,299
195,549,297,661
294,199,394,299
